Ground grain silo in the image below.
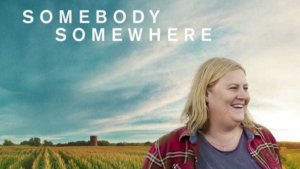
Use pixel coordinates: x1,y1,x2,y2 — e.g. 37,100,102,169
90,136,98,146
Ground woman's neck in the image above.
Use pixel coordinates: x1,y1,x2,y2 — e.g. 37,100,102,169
204,124,243,151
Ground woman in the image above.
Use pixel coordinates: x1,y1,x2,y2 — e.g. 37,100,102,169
143,57,282,169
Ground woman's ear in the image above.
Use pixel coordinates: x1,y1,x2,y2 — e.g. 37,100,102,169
205,88,212,105
205,92,209,104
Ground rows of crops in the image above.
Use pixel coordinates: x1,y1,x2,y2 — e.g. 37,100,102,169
0,145,299,169
0,146,148,169
280,148,300,169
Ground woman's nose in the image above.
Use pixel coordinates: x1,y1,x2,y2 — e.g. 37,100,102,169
237,89,249,100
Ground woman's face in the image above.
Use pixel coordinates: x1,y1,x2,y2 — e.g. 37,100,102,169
206,69,250,127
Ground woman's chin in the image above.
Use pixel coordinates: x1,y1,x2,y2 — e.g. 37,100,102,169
232,113,245,123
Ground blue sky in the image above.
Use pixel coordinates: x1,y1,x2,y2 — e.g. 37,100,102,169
0,0,299,144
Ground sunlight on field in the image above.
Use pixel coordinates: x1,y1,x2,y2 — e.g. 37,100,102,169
280,147,300,169
0,146,149,169
1,145,299,169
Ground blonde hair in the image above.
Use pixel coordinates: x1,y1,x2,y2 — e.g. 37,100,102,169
181,57,255,133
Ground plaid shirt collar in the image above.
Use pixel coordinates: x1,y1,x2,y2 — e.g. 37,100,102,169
178,125,261,143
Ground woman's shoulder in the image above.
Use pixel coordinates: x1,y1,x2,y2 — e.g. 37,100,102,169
249,123,277,143
143,127,195,168
157,127,190,145
150,127,192,153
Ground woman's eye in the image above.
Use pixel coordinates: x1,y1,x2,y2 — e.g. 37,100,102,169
229,87,238,90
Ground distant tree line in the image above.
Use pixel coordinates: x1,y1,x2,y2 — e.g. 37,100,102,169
2,137,54,146
1,138,152,147
3,139,15,146
56,140,152,146
113,141,152,146
279,141,300,149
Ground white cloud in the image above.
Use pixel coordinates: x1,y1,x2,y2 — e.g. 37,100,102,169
33,0,300,142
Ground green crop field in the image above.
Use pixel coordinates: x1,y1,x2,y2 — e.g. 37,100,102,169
281,148,300,169
0,145,299,169
0,146,148,169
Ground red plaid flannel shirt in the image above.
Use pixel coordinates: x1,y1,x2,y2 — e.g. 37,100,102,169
143,125,282,169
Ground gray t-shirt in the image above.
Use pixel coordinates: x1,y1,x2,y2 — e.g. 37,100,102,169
198,130,261,169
